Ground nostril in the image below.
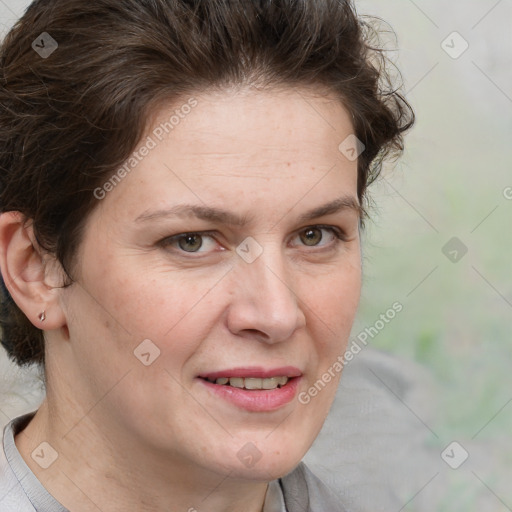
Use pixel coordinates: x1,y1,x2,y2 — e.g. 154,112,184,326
241,329,270,342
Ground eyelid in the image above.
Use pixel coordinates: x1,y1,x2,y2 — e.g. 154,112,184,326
296,224,348,242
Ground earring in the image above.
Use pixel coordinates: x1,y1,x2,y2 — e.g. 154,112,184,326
38,311,46,322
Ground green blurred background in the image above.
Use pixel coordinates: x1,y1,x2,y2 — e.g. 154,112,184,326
352,1,512,509
354,0,512,441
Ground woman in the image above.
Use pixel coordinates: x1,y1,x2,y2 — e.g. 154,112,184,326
0,0,414,510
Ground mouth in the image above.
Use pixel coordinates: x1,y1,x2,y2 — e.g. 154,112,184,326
196,367,302,412
200,375,291,390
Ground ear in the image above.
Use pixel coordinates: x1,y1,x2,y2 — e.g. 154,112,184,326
0,211,67,330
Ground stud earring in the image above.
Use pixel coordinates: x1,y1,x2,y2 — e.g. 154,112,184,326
38,311,46,322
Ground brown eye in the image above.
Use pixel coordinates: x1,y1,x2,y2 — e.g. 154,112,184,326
299,228,323,246
177,234,203,252
158,232,218,256
159,231,219,255
293,226,345,250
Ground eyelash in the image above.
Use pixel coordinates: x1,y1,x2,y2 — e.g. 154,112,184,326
158,225,348,257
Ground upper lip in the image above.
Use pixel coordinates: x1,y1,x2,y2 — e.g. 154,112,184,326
198,366,302,380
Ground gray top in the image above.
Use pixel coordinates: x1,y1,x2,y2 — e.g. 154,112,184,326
0,412,71,512
0,412,346,512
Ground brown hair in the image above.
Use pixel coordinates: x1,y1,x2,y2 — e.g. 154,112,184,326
0,0,414,368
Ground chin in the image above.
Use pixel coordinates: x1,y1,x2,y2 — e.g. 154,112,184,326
224,455,304,482
216,436,312,481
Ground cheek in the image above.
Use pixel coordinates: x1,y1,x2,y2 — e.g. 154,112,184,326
298,266,361,420
304,260,361,348
80,264,226,371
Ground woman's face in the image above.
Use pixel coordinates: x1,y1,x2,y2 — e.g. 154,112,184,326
58,87,362,480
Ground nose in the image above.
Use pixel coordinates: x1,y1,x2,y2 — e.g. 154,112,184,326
226,246,306,344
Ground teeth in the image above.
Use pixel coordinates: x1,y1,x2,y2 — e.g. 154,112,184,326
276,376,288,386
245,378,262,389
212,376,290,389
229,377,245,388
263,377,285,389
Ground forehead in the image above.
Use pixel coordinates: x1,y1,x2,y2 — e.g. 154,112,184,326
146,87,354,163
97,87,359,223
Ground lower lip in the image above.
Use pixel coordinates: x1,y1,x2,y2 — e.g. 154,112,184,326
198,377,301,412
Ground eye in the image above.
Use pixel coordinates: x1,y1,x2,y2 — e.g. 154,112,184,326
293,226,346,248
160,232,219,254
158,225,348,257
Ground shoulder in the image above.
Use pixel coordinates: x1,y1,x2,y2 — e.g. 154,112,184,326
0,416,37,512
280,461,349,512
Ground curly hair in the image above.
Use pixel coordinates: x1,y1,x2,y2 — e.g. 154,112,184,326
0,0,414,368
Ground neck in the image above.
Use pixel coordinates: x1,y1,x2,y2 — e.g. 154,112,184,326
14,398,270,512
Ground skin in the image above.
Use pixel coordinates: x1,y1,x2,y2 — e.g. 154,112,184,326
0,87,362,512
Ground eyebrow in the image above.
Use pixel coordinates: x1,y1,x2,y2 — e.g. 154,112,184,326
135,196,362,226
